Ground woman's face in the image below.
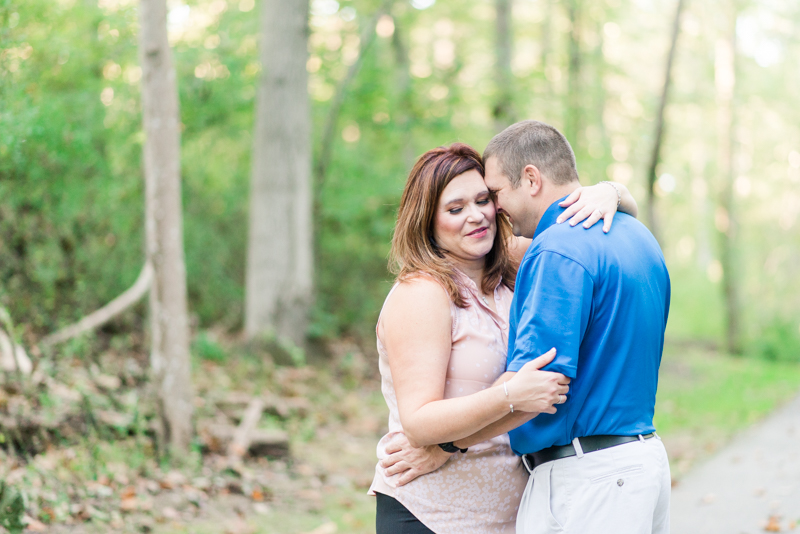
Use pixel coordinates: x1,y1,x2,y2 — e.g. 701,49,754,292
432,169,497,263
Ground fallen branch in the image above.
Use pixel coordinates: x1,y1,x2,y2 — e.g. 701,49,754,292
227,398,265,462
40,262,153,347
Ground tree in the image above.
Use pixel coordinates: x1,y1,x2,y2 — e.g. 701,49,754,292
245,0,313,345
493,0,516,132
391,15,416,169
714,7,741,355
315,0,395,187
138,0,194,452
565,0,581,144
645,0,686,243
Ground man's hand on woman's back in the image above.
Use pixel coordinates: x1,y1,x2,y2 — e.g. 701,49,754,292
380,433,452,486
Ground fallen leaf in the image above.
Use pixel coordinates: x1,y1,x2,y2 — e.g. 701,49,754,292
253,502,270,515
121,485,137,499
120,496,138,512
25,519,48,532
161,506,180,520
765,516,782,532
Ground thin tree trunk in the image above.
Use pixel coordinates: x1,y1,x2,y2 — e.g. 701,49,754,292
645,0,685,243
565,0,581,144
540,0,551,80
314,0,394,187
245,0,313,345
493,0,515,132
715,13,741,355
391,17,416,169
138,0,193,452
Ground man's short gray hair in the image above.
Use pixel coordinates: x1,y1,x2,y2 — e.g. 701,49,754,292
483,120,579,187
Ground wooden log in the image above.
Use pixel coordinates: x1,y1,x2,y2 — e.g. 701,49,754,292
201,421,289,458
227,398,265,460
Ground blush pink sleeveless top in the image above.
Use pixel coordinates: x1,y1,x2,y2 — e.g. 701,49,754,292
369,271,528,534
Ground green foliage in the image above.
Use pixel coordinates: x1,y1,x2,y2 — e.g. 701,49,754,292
0,482,25,534
753,320,800,363
192,331,227,362
1,0,799,349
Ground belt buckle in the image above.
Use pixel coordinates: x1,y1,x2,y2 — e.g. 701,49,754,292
522,454,534,474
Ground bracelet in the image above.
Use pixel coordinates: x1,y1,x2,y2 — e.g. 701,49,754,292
599,181,621,208
503,381,514,413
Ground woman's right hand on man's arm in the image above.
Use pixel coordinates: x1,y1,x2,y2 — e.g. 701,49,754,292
504,348,570,414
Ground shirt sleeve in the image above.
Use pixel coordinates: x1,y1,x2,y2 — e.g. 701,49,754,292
506,250,594,378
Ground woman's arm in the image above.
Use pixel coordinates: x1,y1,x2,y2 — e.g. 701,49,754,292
382,278,568,448
556,181,638,233
507,236,532,265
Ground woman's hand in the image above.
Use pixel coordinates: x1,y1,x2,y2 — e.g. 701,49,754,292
505,349,570,414
557,182,637,233
380,433,452,486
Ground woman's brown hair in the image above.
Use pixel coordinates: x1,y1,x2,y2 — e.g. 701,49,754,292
389,143,517,308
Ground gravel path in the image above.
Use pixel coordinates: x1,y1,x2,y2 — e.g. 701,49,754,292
670,393,800,533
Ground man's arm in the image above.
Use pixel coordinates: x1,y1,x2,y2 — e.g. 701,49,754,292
507,251,593,378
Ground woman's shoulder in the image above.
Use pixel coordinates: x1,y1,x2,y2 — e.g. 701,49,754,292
389,273,452,306
379,273,453,339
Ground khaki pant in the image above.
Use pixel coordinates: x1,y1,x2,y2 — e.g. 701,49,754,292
516,436,671,534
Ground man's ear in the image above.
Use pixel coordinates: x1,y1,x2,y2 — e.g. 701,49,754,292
522,164,542,197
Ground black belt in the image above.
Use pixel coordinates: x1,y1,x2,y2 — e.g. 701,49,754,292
522,433,656,471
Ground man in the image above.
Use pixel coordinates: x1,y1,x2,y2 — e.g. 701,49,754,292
482,120,671,534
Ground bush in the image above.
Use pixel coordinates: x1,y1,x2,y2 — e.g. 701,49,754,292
753,320,800,363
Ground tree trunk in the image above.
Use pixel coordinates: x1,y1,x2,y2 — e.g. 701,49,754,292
540,0,551,83
138,0,193,453
314,0,394,187
493,0,515,132
645,0,685,243
715,13,741,355
565,0,581,144
391,17,416,170
245,0,313,345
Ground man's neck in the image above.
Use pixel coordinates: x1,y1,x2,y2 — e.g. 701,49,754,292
531,182,581,234
540,182,581,210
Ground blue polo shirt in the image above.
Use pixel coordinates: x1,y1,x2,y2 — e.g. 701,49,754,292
506,197,670,455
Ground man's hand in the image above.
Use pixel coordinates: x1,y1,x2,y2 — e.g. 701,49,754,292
379,433,451,486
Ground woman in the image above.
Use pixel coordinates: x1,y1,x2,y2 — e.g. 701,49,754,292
369,143,637,534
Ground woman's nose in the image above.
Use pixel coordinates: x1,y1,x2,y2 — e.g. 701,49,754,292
465,203,484,222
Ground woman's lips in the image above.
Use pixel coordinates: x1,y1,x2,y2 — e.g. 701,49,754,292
467,227,489,238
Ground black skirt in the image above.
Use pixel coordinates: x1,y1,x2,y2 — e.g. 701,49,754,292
375,492,436,534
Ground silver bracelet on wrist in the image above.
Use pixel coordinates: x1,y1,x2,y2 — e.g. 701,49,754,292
503,381,514,413
599,181,621,208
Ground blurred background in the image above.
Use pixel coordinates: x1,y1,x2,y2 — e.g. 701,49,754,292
1,0,800,532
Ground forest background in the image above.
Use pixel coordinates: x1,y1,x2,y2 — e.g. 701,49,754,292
2,0,800,532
